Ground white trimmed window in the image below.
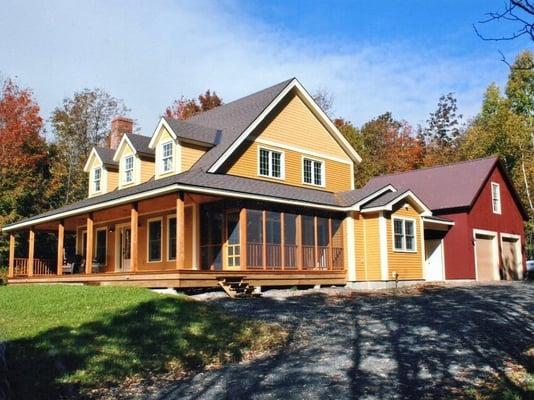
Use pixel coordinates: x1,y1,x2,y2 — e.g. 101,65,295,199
161,141,173,173
259,148,283,178
491,182,501,214
124,155,134,183
303,158,323,186
93,167,101,192
393,218,416,252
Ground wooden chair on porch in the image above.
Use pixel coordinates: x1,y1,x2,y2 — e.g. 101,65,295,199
62,250,75,274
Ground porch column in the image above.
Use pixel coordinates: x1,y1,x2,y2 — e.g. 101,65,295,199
85,214,93,274
8,234,15,278
345,212,356,282
176,192,185,268
130,203,138,272
296,215,303,270
28,228,35,277
57,221,64,276
239,207,247,270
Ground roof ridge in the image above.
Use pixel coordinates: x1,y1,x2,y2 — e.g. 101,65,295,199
370,155,499,180
186,78,294,122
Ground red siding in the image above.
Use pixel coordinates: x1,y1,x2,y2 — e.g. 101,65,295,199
438,165,526,280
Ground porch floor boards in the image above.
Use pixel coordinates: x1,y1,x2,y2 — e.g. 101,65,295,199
8,269,347,288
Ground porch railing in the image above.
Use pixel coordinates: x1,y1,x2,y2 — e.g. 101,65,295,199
13,258,56,276
246,243,343,271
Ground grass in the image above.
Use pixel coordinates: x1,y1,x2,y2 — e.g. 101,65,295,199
0,285,287,399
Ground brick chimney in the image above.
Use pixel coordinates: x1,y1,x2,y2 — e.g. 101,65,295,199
109,116,133,150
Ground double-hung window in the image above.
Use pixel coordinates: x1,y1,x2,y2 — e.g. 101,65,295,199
259,148,282,178
148,219,162,262
393,218,416,252
161,141,173,173
124,155,134,184
93,167,101,192
303,158,324,186
491,182,501,214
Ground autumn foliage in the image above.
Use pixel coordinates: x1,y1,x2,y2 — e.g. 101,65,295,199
165,90,222,120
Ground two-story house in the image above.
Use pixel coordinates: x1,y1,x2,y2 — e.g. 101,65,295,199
3,78,527,289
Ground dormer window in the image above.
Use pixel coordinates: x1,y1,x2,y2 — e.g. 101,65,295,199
124,155,134,183
93,168,101,192
161,141,173,173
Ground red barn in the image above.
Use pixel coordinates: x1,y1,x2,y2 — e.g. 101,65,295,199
366,156,529,281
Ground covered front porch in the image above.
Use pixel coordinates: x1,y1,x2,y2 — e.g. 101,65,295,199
6,191,348,287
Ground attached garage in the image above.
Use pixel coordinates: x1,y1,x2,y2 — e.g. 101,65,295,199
474,231,498,281
500,234,522,280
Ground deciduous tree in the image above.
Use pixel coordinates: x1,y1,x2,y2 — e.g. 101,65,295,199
165,90,222,120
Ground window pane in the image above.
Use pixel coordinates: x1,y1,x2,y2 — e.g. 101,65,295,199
406,235,414,250
259,149,269,176
271,152,281,178
405,221,414,236
394,220,404,235
313,161,322,185
394,235,404,250
148,220,162,261
227,212,240,245
303,159,312,183
266,211,281,244
302,215,315,246
168,217,176,260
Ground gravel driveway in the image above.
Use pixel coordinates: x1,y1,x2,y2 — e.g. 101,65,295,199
158,282,533,400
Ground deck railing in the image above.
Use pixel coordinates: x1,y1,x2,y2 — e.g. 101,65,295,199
13,258,56,276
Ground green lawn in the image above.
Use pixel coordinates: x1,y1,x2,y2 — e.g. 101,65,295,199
0,285,287,399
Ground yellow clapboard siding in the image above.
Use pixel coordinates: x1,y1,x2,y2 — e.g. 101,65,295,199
181,142,207,171
387,202,423,280
354,213,366,280
140,159,154,182
363,213,382,280
260,92,352,159
107,171,118,192
227,141,352,192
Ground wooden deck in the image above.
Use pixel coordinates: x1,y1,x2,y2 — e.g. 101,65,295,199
7,269,347,288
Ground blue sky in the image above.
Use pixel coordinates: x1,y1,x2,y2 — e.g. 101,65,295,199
0,0,531,138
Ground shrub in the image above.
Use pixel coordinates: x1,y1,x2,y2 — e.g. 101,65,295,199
0,267,7,286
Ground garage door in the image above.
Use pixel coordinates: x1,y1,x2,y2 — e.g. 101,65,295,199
501,237,520,280
475,234,496,281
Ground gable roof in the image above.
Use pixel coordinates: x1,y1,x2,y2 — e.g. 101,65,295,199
94,147,118,169
160,118,219,146
365,156,527,217
113,133,154,162
179,78,361,173
83,147,118,172
360,189,432,216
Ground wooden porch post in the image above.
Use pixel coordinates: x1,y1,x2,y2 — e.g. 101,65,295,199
280,212,285,270
328,218,333,270
8,234,15,278
297,215,303,270
239,207,247,271
314,216,319,269
176,192,185,268
85,214,93,274
28,228,35,277
130,203,138,272
57,221,64,276
262,210,267,270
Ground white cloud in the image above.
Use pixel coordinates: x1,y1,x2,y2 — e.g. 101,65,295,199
0,0,513,134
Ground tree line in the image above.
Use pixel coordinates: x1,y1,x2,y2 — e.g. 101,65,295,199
0,51,532,262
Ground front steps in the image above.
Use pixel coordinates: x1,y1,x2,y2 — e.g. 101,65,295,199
217,276,262,299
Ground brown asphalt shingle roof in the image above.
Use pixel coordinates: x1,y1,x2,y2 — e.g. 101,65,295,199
364,156,501,211
94,147,118,169
126,134,154,158
185,78,294,171
163,117,219,146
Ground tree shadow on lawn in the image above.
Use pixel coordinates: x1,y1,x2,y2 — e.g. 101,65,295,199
5,296,280,400
161,283,534,400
